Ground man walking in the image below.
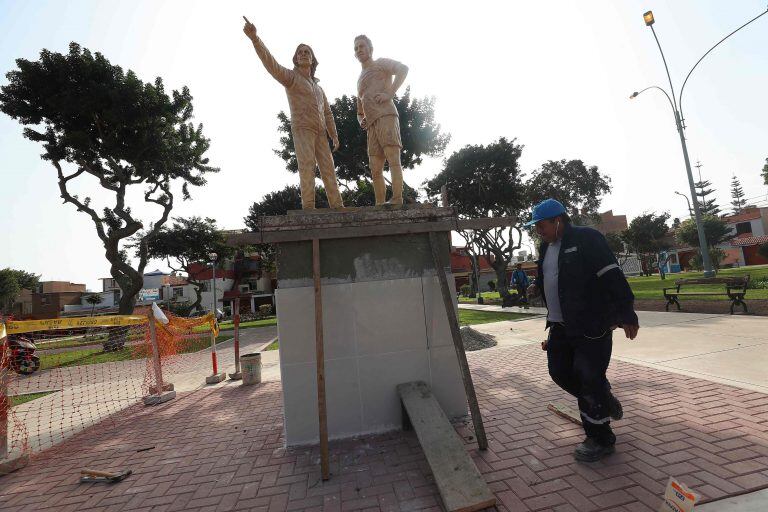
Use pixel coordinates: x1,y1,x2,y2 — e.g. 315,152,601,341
511,263,530,305
354,35,408,205
527,199,639,462
243,17,344,210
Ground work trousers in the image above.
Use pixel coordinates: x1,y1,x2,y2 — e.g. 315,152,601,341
547,323,616,446
293,128,343,209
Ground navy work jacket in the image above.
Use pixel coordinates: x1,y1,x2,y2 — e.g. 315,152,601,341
537,223,638,337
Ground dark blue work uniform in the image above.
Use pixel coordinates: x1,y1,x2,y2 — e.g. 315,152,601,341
537,223,638,446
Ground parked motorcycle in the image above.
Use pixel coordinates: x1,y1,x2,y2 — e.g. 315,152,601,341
5,335,41,375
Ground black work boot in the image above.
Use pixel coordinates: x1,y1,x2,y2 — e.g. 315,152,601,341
608,392,623,420
573,438,615,462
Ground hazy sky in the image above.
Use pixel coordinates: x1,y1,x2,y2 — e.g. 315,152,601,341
1,0,767,290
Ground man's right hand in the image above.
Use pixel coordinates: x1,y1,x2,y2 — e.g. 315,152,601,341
359,117,368,130
242,16,257,40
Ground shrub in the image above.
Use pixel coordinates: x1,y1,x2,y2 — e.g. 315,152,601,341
487,280,497,292
460,284,471,297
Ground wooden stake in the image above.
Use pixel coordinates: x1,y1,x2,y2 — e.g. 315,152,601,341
312,238,330,480
427,231,488,451
0,319,8,460
147,309,163,393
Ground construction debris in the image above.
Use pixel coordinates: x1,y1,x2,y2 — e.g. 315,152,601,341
460,327,497,351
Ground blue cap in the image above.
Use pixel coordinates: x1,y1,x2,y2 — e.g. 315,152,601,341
525,199,566,226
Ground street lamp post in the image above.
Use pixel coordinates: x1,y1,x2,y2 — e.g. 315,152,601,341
674,191,693,218
631,7,768,278
205,252,225,383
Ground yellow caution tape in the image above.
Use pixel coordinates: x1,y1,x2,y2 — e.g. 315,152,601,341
5,315,148,335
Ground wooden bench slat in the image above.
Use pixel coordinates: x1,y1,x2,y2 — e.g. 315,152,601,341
398,381,495,512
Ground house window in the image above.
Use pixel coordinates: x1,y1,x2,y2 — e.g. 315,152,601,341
668,253,679,265
736,222,752,235
172,287,184,299
41,295,50,305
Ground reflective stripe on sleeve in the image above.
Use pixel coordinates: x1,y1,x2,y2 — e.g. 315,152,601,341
596,263,619,278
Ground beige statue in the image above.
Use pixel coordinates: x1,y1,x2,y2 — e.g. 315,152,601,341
354,35,409,205
243,16,344,210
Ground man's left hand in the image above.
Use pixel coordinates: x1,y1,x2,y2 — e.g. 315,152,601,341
373,92,391,104
622,324,639,340
332,137,339,152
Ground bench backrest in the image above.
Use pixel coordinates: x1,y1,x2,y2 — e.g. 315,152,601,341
675,275,750,289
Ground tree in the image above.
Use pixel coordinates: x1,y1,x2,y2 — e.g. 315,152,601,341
84,294,102,316
621,213,671,277
761,158,768,186
758,242,768,260
274,88,449,198
0,268,39,315
694,179,721,216
526,159,611,225
730,175,747,214
146,217,233,312
605,232,630,267
426,138,527,304
0,43,217,314
676,215,732,248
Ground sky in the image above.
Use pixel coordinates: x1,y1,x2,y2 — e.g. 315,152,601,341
1,0,767,291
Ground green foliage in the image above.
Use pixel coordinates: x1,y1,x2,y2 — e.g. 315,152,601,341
689,247,727,271
424,138,526,299
145,217,232,312
761,157,768,186
730,175,747,214
622,212,671,256
0,268,39,314
460,284,472,297
487,280,497,292
0,43,216,314
676,215,732,248
694,179,721,216
605,232,625,257
758,242,768,260
526,159,612,224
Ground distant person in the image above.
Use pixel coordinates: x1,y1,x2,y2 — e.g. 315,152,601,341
527,199,640,462
511,263,530,304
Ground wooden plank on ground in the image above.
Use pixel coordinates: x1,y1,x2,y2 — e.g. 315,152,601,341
547,402,583,426
398,381,495,512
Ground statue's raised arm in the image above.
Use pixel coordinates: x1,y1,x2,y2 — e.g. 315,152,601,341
242,16,294,88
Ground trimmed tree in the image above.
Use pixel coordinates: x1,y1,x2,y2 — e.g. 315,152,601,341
0,268,39,315
0,43,217,314
145,217,233,313
621,213,671,278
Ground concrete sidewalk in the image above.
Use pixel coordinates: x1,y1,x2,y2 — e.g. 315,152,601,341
462,304,768,393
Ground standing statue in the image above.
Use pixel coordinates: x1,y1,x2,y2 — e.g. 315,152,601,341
243,16,344,209
354,35,409,206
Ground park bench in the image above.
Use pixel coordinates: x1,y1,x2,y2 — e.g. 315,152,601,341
663,276,750,314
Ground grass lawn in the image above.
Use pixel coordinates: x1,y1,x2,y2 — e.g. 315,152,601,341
218,317,277,330
628,264,768,300
39,334,234,370
10,391,56,407
458,309,534,326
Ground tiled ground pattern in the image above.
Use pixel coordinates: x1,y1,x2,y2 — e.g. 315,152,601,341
1,343,767,511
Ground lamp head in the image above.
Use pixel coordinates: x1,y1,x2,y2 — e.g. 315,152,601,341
643,11,655,26
629,91,639,99
208,252,218,262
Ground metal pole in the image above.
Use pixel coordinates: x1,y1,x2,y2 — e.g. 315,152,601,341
0,319,8,460
312,239,330,481
147,308,163,394
229,297,242,380
675,110,715,277
211,261,218,375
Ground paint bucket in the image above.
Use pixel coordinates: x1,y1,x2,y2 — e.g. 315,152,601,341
241,353,262,385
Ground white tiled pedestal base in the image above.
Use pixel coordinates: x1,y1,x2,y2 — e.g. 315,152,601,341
276,275,467,446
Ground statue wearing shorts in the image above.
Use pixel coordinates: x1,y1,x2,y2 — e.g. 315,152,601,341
354,35,409,206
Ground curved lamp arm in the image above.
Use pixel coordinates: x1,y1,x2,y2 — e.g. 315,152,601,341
630,86,677,123
678,7,768,126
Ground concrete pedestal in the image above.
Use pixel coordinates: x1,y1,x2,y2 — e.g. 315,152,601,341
276,229,467,446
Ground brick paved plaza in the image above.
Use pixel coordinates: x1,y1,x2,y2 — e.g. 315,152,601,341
1,340,767,511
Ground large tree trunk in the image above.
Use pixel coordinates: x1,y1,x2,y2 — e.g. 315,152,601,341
104,240,144,351
490,255,514,307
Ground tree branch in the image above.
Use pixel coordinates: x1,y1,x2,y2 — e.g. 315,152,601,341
54,161,108,243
